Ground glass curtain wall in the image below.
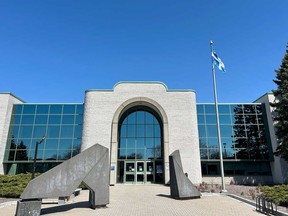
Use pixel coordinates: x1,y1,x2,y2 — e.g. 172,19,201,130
197,103,273,176
4,103,83,174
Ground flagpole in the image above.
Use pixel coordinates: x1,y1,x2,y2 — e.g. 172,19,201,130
210,40,227,193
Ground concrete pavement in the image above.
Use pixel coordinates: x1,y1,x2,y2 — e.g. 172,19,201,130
0,184,262,216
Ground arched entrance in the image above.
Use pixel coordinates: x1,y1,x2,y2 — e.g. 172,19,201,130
117,106,164,184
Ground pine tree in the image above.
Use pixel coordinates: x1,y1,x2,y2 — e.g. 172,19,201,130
272,44,288,161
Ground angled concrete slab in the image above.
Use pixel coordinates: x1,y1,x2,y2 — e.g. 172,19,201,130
169,150,201,199
16,144,109,216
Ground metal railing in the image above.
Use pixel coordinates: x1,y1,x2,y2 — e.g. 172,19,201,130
256,195,278,215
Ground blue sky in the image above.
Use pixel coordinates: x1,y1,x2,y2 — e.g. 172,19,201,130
0,1,287,103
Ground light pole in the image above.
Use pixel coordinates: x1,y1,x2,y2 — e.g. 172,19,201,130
31,135,46,179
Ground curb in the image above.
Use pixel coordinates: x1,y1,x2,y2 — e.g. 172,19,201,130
228,194,288,216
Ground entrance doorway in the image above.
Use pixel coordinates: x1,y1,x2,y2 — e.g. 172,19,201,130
117,106,164,184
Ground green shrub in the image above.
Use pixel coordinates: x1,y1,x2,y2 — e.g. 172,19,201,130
0,173,40,198
260,185,288,207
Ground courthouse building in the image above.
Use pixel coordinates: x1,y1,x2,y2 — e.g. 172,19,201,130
0,82,287,185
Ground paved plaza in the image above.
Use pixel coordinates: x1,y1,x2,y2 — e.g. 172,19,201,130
0,184,262,216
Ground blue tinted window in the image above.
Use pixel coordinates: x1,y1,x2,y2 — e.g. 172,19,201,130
62,115,75,124
23,105,36,114
44,150,57,160
146,113,154,124
205,105,215,114
12,115,21,124
198,125,206,137
207,125,217,137
19,126,33,138
197,105,204,114
50,105,62,114
35,115,48,124
74,125,82,138
137,111,145,124
59,139,73,149
60,126,74,138
205,115,216,124
33,126,46,138
63,105,75,114
218,105,230,114
219,115,231,124
197,115,205,124
75,115,83,124
48,115,61,124
136,125,145,137
47,126,60,138
220,125,233,137
76,105,84,114
45,139,59,149
21,115,35,124
14,105,23,114
36,105,49,114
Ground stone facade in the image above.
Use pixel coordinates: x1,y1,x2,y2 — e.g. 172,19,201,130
0,93,24,174
81,82,202,185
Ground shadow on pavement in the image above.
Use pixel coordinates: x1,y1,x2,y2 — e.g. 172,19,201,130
41,201,91,215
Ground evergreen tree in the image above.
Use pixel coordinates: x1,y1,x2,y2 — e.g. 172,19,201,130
271,45,288,161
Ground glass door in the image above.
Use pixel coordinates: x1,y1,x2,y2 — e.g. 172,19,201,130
123,161,155,184
124,161,135,183
136,161,144,183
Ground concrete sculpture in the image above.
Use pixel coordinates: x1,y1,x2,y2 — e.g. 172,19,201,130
169,150,201,199
15,144,109,216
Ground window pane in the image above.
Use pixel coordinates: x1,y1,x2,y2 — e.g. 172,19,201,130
59,139,73,149
119,138,126,148
60,126,74,138
205,105,215,114
36,105,49,114
154,125,160,137
136,138,145,148
146,113,154,124
21,115,35,124
146,138,154,148
47,126,60,138
120,125,127,137
136,125,145,137
127,138,135,148
128,112,136,124
127,125,136,137
205,115,216,124
62,115,75,124
145,125,154,137
33,126,47,138
207,125,217,137
137,111,145,124
44,150,57,160
219,115,231,124
76,105,84,114
48,115,61,124
45,139,59,149
63,105,75,114
197,105,204,114
220,125,233,137
19,126,33,138
23,105,36,114
35,115,48,124
74,125,82,138
218,105,230,114
75,115,83,124
198,125,206,137
50,105,62,114
197,115,205,124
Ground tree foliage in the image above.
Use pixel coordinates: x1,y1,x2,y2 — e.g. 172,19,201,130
271,45,288,161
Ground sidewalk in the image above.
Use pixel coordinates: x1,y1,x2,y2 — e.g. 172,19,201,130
0,184,262,216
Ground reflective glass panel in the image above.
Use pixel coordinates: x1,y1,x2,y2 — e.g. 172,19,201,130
60,126,74,138
50,105,62,114
35,115,48,124
48,115,61,124
36,105,49,114
63,105,75,114
21,115,35,124
62,115,75,124
23,105,36,114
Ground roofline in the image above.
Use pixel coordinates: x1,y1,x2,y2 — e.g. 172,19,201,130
253,92,273,103
0,92,25,103
85,81,195,93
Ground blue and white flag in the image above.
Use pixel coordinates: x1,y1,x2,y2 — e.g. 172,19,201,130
212,51,226,72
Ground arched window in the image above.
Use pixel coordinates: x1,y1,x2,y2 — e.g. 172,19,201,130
117,106,163,183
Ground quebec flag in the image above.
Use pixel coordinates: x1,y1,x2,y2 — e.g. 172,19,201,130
212,51,226,72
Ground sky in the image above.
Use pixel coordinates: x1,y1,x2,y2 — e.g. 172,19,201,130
0,1,287,103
